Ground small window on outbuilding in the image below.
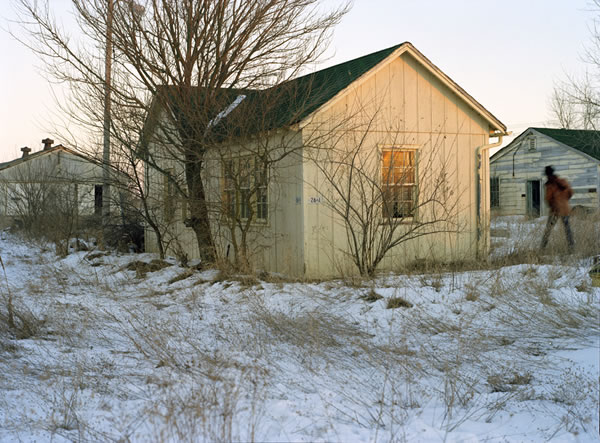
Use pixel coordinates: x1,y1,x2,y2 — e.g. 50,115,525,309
490,177,500,208
528,137,536,151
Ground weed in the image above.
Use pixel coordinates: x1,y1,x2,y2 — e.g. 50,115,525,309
123,259,172,278
386,297,413,309
487,372,532,392
521,266,538,277
363,289,383,303
419,274,444,292
575,280,592,294
168,269,195,284
463,283,480,302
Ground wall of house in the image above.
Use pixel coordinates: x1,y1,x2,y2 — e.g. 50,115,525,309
300,51,491,278
490,134,600,216
143,134,193,258
0,150,107,228
205,131,305,275
144,127,305,276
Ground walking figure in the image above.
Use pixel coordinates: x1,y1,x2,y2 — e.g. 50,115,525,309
541,166,574,251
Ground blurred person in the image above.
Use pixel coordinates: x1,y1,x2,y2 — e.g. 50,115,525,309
541,166,574,251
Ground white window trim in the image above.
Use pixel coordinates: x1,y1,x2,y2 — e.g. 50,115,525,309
379,144,420,222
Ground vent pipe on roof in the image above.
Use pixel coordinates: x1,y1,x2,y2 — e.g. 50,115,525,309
21,146,31,158
42,138,54,150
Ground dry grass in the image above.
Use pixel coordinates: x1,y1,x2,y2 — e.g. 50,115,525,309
386,296,413,309
122,259,172,278
168,269,196,284
487,372,532,393
362,289,383,302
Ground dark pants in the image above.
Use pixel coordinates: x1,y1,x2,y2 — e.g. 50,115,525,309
541,214,574,251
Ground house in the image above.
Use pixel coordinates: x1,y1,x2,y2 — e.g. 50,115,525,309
143,42,507,278
490,128,600,217
0,138,109,230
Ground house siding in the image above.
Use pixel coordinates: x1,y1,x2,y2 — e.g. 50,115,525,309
204,131,305,276
301,52,490,278
145,128,305,276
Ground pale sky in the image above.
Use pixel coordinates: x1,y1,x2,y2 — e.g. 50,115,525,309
0,0,595,162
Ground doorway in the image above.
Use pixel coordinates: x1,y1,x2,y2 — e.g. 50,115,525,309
526,180,541,218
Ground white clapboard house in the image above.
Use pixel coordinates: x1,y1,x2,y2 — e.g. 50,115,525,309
490,128,600,217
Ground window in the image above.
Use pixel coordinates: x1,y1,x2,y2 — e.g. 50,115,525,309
222,156,268,222
490,176,500,208
381,148,416,219
239,157,252,220
163,169,176,220
255,162,268,221
223,160,236,217
528,137,536,151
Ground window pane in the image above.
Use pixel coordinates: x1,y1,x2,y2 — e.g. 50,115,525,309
222,156,268,221
381,148,416,219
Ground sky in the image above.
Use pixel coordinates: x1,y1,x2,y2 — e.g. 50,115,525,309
0,0,595,162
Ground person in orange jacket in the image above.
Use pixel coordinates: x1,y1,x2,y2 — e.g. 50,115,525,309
541,165,574,251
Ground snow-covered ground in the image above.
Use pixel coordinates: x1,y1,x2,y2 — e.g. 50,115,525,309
0,218,599,442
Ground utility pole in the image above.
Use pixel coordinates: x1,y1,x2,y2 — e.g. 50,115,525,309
102,0,113,227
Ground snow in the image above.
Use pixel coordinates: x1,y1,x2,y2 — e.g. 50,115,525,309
0,220,599,442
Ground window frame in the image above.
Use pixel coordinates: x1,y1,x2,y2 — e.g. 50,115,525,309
490,176,500,208
380,145,419,221
221,155,269,224
163,168,176,221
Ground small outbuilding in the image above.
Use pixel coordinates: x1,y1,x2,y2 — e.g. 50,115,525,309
0,139,108,229
490,128,600,217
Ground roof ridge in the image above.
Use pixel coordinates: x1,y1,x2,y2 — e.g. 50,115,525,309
284,42,406,84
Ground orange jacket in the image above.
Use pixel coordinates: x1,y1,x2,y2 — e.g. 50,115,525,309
545,176,573,216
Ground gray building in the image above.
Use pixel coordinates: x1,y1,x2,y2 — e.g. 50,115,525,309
490,128,600,217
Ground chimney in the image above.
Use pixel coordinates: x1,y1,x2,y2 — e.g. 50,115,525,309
42,138,54,151
21,146,31,158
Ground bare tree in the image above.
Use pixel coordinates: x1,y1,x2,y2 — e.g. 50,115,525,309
306,111,460,277
550,87,578,129
549,1,600,130
12,0,349,264
552,75,600,130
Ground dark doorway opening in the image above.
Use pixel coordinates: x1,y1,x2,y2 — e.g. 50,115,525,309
95,185,103,216
526,180,541,218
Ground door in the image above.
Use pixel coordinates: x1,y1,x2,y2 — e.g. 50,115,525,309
526,180,541,217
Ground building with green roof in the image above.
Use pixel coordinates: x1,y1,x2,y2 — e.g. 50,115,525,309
144,42,507,277
490,127,600,218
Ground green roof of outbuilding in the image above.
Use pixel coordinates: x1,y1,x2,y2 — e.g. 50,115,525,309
532,127,600,161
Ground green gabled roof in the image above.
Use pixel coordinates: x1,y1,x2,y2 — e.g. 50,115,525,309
532,128,600,161
161,43,405,139
270,43,405,124
143,42,505,147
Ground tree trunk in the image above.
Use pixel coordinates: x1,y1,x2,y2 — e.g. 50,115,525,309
185,151,216,264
